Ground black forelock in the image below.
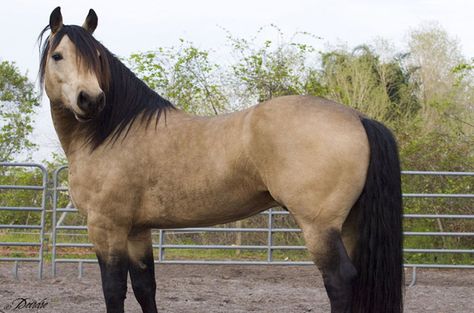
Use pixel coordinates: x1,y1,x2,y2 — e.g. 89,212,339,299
39,25,110,91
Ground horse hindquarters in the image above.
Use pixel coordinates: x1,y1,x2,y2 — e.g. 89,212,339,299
274,116,402,313
300,118,403,313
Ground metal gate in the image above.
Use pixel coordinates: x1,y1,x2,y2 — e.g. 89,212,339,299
0,163,48,279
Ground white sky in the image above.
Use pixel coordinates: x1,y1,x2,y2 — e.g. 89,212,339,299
1,0,474,161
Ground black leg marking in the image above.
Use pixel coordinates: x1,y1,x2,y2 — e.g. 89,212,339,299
129,250,158,313
321,230,357,313
97,252,129,313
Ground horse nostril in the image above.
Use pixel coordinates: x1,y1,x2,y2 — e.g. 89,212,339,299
97,92,105,110
78,91,105,116
78,91,92,112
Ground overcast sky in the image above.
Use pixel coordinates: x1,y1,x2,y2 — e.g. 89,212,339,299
1,0,474,161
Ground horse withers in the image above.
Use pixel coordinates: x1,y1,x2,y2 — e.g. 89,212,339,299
39,7,403,313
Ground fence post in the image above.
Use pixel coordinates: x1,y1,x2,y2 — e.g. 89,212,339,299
267,209,273,262
235,220,242,256
158,229,165,262
38,164,48,280
51,165,69,277
52,167,59,277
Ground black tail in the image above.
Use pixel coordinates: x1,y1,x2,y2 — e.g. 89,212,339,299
351,118,404,313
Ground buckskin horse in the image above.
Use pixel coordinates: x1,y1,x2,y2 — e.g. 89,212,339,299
39,7,403,313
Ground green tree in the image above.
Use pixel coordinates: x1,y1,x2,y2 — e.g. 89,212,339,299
225,25,324,106
128,40,226,115
0,61,39,161
407,22,466,108
128,26,324,114
401,23,474,172
320,45,419,123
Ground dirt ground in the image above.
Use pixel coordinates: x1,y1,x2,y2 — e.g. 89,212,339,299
0,262,473,313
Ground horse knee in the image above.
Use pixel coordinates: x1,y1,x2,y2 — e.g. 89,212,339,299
128,236,156,295
98,255,128,313
131,274,156,295
104,292,127,309
127,229,158,312
130,264,158,313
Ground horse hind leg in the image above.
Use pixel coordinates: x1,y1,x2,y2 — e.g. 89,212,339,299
325,230,357,313
285,184,362,313
341,201,359,260
299,219,357,313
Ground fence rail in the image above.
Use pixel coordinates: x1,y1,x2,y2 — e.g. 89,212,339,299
0,164,473,283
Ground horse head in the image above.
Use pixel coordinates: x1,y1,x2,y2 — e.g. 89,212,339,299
40,7,109,122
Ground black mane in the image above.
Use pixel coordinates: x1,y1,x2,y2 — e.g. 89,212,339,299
38,25,174,149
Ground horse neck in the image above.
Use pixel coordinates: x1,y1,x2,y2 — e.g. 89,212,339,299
50,102,85,156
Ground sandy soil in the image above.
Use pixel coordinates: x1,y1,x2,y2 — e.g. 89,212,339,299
0,263,473,313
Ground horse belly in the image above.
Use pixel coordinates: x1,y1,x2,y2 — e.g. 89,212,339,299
140,189,276,229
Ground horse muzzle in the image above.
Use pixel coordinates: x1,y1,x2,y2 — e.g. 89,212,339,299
76,90,106,121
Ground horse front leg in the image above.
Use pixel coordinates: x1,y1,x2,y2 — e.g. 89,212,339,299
88,221,129,313
128,229,158,313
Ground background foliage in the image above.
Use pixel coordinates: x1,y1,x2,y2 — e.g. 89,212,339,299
0,23,472,264
127,23,473,172
0,61,39,162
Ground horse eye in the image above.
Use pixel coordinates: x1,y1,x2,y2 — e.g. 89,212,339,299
52,53,63,61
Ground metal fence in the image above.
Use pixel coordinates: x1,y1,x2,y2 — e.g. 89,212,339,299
0,163,473,284
401,171,474,285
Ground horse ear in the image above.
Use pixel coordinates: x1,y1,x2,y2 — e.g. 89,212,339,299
82,9,98,34
49,6,63,34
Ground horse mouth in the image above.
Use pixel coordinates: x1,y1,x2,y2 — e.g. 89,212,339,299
74,113,93,123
